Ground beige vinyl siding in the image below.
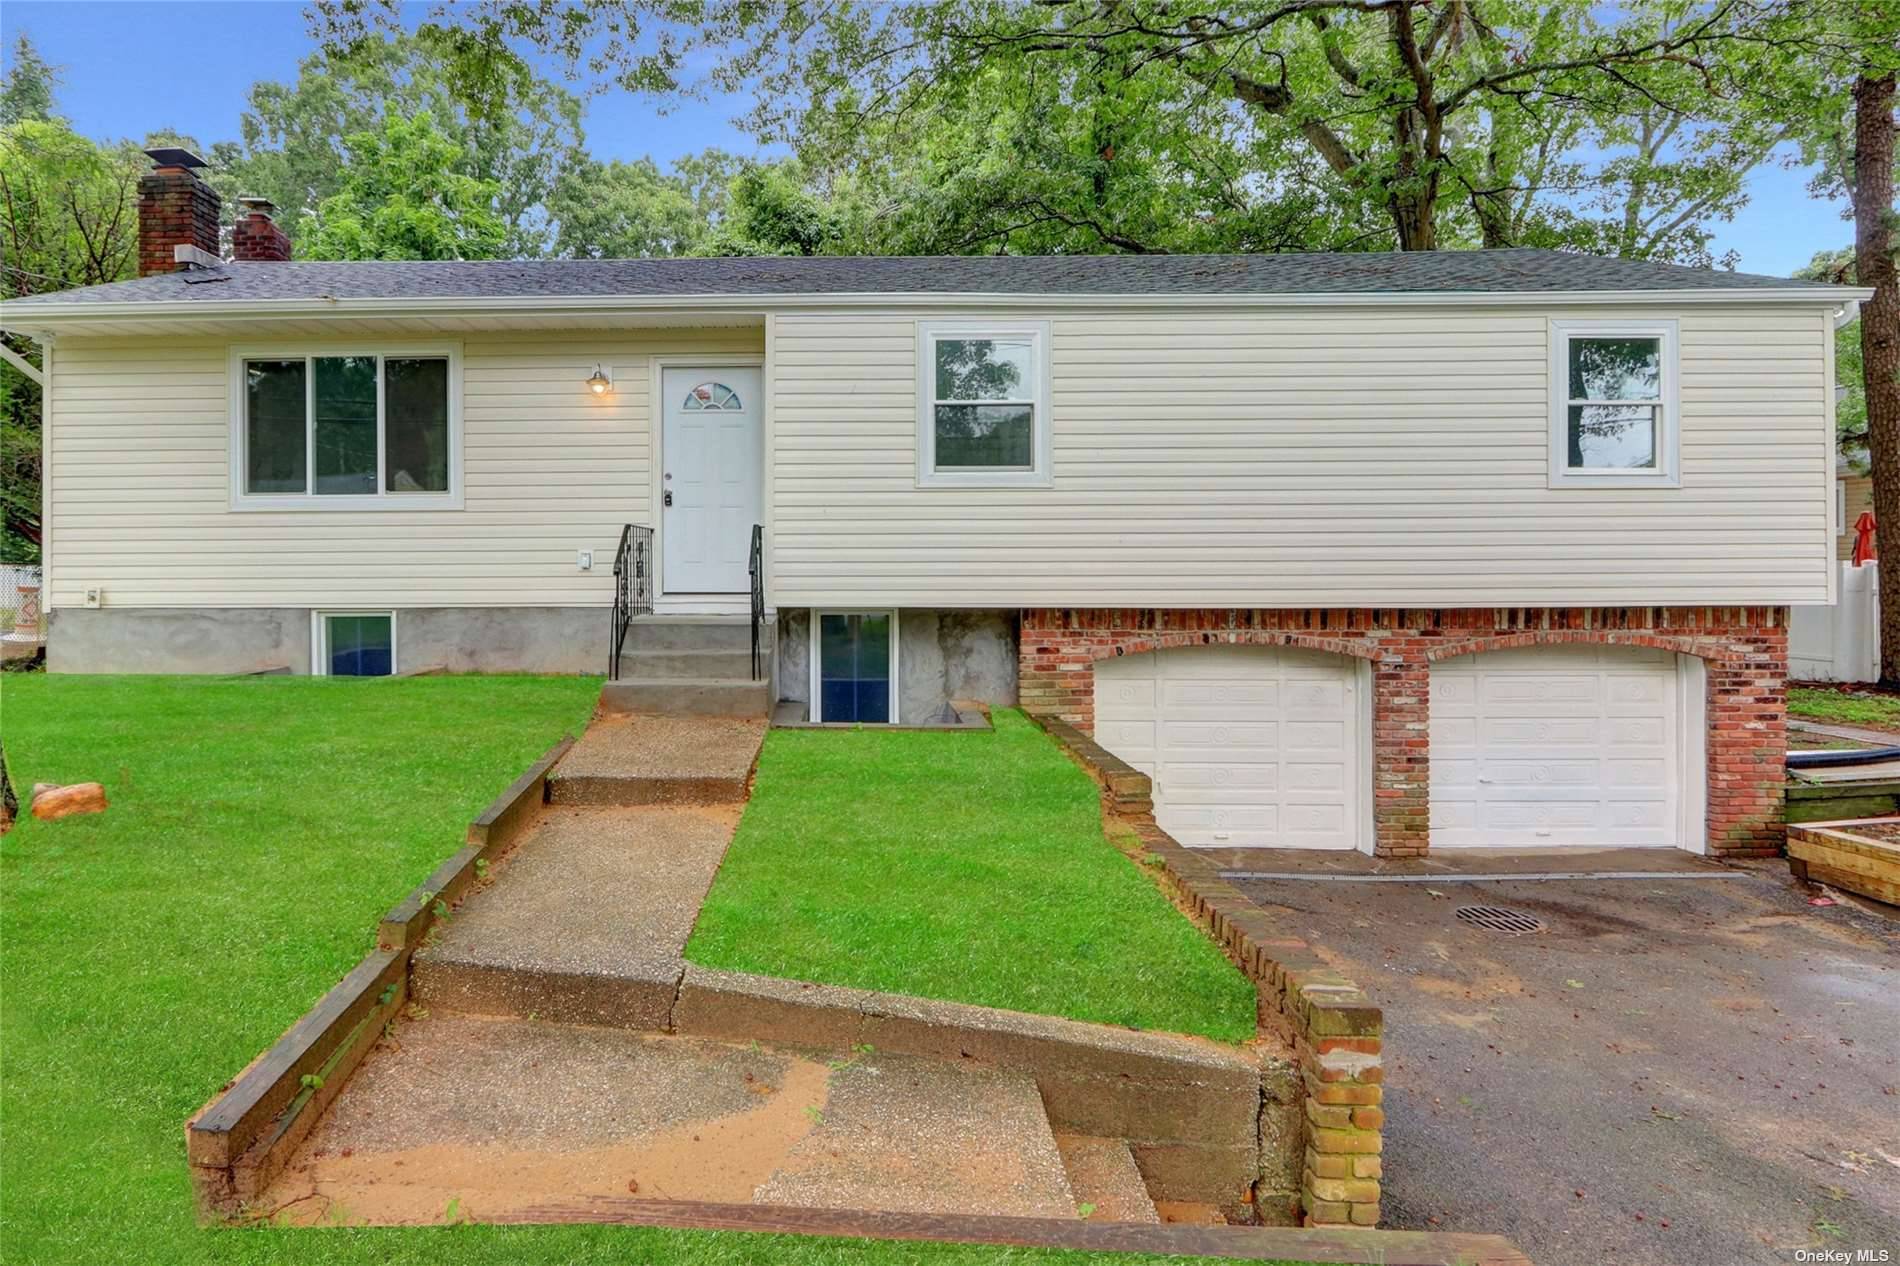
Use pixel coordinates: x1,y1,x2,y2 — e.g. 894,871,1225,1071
47,327,761,608
769,304,1833,608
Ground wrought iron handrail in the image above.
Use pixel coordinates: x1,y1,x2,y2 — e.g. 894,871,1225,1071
610,523,653,678
749,523,765,681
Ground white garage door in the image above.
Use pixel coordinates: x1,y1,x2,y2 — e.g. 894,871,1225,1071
1430,645,1681,849
1095,645,1362,850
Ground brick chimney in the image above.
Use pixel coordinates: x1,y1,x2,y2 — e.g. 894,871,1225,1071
137,148,220,277
232,196,291,262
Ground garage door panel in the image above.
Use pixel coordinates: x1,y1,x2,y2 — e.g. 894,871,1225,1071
1284,762,1348,795
1482,760,1601,787
1283,720,1347,751
1096,719,1156,764
1162,684,1279,715
1608,759,1669,788
1482,716,1600,747
1167,805,1277,835
1165,763,1279,794
1607,674,1668,706
1430,646,1681,850
1481,675,1601,707
1095,645,1362,850
1609,717,1667,745
1099,678,1157,711
1161,720,1277,752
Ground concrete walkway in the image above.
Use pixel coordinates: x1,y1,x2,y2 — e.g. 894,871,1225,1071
261,708,1307,1225
262,1013,1079,1224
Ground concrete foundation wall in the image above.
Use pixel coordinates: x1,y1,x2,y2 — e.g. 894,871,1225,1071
776,609,1019,721
49,607,608,675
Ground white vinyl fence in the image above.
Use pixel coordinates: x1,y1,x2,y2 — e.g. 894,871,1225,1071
1790,562,1879,683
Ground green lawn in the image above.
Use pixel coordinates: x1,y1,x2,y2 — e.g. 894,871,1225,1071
1789,685,1900,732
686,710,1257,1043
0,675,1299,1266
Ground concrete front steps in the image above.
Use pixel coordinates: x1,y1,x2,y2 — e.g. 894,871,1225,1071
602,615,772,718
260,1013,1098,1224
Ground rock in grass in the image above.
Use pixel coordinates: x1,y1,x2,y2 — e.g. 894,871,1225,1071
30,782,107,821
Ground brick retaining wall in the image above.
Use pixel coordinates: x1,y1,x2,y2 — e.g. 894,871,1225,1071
1020,606,1787,858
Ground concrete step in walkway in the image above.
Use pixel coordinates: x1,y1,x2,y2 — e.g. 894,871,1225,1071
549,713,765,806
260,1013,1081,1225
412,804,733,1030
1056,1134,1161,1225
601,676,772,718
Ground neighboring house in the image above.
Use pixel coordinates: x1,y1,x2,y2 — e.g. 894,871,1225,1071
0,153,1871,860
1837,471,1874,559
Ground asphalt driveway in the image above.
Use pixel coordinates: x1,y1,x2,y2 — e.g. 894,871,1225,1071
1231,858,1900,1266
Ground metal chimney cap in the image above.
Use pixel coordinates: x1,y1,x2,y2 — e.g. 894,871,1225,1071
235,195,277,216
143,147,208,170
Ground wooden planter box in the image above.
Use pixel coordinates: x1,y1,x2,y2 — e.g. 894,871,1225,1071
1787,820,1900,906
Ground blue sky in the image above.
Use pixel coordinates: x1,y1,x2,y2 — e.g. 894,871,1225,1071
1,0,1850,275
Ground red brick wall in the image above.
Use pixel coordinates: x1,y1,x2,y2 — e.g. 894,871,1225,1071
1019,607,1788,858
232,213,291,262
137,166,220,277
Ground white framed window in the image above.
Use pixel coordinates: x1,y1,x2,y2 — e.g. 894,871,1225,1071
229,345,462,510
1549,319,1679,488
809,610,899,724
312,610,396,677
916,320,1052,487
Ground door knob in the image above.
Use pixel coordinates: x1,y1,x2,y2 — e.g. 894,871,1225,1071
663,490,673,507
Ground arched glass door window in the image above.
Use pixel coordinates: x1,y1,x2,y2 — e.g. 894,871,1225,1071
682,381,742,411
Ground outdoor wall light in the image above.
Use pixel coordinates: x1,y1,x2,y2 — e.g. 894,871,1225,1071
586,364,613,395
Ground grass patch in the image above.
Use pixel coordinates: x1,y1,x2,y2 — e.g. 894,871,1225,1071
686,710,1257,1043
0,675,1303,1265
1789,685,1900,732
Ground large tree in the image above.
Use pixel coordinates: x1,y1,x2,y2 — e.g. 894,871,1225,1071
315,0,1800,258
1741,4,1900,678
221,31,582,257
303,110,510,260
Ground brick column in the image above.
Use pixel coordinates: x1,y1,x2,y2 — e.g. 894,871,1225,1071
1371,653,1429,858
1705,621,1788,856
1018,609,1095,729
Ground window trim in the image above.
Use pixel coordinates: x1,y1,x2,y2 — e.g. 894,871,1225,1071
916,319,1052,488
311,609,397,677
229,343,463,511
1548,319,1679,489
808,608,900,724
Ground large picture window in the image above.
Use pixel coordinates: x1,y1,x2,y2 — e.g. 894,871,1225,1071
1549,320,1678,488
233,348,459,508
917,320,1051,487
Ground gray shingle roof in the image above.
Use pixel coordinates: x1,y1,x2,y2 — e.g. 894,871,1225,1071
3,248,1832,309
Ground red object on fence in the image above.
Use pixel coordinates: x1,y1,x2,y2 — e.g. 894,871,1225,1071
1852,511,1877,566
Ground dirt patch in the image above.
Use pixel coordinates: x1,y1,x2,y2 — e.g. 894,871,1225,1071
260,1029,833,1226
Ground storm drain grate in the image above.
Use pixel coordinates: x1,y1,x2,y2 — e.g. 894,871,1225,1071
1454,905,1546,935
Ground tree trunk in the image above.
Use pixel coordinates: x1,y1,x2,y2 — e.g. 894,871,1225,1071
1855,72,1900,682
1390,191,1437,250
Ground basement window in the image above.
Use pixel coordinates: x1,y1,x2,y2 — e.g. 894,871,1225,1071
314,612,395,677
232,346,461,509
810,611,897,724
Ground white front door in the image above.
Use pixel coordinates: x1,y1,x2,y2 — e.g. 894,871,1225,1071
1095,645,1363,850
1429,645,1681,849
661,366,763,594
